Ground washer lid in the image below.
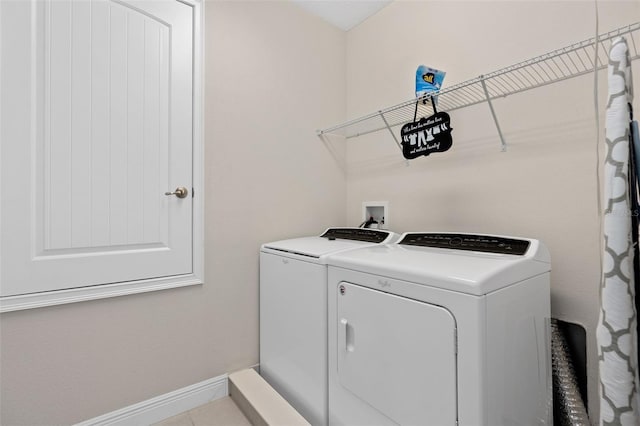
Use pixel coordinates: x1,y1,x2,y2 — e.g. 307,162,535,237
328,233,550,296
261,228,397,260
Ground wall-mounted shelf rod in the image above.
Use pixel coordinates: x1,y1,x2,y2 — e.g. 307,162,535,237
317,22,640,151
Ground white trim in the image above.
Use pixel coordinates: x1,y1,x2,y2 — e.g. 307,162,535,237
75,374,228,426
0,0,205,313
0,274,202,312
191,0,204,290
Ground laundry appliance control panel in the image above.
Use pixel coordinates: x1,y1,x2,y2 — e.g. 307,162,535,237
320,228,390,243
399,233,530,255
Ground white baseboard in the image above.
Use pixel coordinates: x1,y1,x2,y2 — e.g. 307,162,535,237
75,374,228,426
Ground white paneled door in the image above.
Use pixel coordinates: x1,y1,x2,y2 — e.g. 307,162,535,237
1,0,197,299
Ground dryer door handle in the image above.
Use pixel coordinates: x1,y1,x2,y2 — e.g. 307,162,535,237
340,318,355,353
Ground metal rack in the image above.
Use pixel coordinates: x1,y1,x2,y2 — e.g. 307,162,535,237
317,22,640,152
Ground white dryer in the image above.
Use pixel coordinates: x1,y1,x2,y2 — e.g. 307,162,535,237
260,228,399,426
326,232,552,426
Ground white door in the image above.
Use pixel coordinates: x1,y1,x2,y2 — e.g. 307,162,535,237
336,282,458,425
1,0,194,297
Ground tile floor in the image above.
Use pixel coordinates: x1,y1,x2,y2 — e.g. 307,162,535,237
152,396,252,426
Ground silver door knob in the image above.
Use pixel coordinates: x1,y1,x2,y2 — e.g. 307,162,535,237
165,187,189,198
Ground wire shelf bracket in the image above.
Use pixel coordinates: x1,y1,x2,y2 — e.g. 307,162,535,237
317,22,640,152
480,76,507,152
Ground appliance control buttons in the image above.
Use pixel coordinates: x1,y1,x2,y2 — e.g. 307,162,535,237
399,233,530,255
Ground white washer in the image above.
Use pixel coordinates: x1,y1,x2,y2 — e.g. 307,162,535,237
327,232,552,426
260,227,399,425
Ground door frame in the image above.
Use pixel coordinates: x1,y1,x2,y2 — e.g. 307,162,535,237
0,0,204,312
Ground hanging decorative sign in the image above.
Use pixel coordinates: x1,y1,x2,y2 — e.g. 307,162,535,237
400,112,453,160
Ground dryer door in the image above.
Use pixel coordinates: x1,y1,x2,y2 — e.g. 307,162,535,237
337,282,457,425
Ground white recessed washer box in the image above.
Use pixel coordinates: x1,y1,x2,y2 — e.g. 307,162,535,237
362,201,388,229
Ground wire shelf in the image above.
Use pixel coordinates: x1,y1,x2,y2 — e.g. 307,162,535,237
318,22,640,148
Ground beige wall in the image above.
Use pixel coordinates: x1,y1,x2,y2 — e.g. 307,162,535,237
344,1,639,422
3,1,639,424
0,1,346,424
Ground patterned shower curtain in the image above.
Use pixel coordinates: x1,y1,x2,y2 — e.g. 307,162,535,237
597,36,640,426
